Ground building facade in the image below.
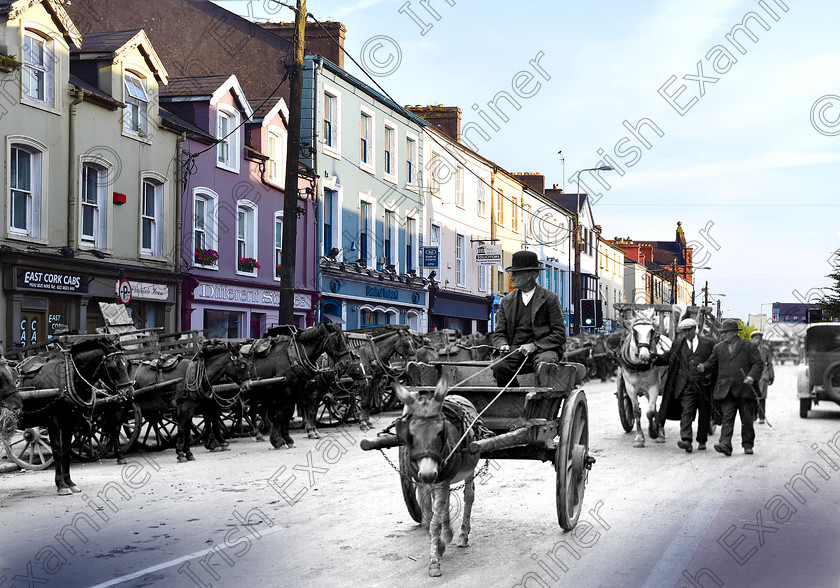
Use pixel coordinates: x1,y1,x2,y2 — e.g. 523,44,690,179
598,237,625,329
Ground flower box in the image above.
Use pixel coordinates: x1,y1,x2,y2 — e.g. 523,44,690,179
194,248,219,266
238,257,261,272
275,264,282,279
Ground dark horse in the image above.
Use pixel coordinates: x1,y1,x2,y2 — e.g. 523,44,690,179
17,337,134,495
239,323,362,449
130,340,247,463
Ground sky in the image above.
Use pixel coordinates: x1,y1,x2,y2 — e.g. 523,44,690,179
215,0,840,321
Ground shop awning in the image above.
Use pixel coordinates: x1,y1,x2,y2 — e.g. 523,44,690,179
322,313,346,325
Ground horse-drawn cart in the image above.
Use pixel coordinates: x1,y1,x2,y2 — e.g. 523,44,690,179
361,358,592,530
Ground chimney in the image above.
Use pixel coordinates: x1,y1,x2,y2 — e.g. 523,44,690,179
512,173,545,195
406,105,461,141
260,21,347,68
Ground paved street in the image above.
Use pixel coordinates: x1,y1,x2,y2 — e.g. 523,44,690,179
1,363,839,588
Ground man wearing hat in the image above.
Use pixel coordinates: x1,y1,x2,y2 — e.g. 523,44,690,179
750,330,775,424
491,251,567,387
656,317,716,452
697,319,763,456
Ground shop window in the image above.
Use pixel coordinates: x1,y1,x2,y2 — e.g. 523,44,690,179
9,143,42,239
81,162,108,248
18,311,45,346
204,309,243,338
124,72,149,136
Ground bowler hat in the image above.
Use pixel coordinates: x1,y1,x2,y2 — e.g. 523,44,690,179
505,250,544,273
719,319,740,332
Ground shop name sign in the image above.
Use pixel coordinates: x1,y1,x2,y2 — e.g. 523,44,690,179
366,285,399,300
115,281,168,301
475,244,502,266
195,283,311,310
17,269,88,293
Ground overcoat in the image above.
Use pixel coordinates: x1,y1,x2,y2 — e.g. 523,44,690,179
658,333,715,421
492,285,566,352
701,338,763,400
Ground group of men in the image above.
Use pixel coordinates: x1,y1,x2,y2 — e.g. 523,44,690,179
490,250,775,457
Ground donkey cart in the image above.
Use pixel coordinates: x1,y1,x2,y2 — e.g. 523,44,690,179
361,358,593,530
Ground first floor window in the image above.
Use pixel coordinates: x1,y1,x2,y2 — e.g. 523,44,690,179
193,190,219,266
275,213,283,279
9,145,41,237
236,203,257,274
477,181,486,217
268,129,286,185
406,137,416,184
430,224,441,247
478,265,487,292
359,201,370,264
23,32,53,106
405,217,415,272
385,210,395,268
81,163,106,247
456,234,465,286
141,179,162,255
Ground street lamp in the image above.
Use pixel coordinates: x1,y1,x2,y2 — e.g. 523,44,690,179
572,166,614,335
690,266,712,305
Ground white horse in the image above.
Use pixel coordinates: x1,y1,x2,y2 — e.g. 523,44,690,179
618,317,671,447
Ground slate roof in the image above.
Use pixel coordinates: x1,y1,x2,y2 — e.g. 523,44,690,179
251,98,282,121
159,75,230,98
543,193,587,215
159,105,215,143
78,29,142,52
69,74,124,108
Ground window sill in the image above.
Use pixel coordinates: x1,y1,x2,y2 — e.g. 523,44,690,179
78,245,112,256
216,162,240,174
139,253,167,263
404,184,419,194
236,270,258,278
323,147,341,161
122,129,153,144
4,233,48,245
265,177,285,190
21,98,60,116
383,173,398,185
194,263,220,271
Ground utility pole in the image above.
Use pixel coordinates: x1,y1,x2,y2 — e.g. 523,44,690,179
671,258,677,304
572,215,581,335
278,0,306,326
704,280,709,307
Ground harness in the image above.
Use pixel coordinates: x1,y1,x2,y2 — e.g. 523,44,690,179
619,323,658,373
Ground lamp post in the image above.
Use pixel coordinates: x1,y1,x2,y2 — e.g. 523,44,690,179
690,266,712,305
572,166,613,334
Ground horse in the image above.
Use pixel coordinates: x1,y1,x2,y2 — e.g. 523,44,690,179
239,323,363,449
16,337,134,495
616,318,672,447
129,340,246,463
392,376,481,577
414,331,494,363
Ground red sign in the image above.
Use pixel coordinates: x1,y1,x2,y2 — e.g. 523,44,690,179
118,279,132,305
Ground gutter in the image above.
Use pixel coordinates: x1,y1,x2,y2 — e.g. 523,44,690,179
174,131,186,330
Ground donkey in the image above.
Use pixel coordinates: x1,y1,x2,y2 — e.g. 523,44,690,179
392,376,481,577
616,317,672,447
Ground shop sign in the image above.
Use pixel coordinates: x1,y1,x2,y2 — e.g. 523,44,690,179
475,244,502,266
194,282,309,310
422,247,439,268
365,285,399,300
17,268,88,293
115,280,169,301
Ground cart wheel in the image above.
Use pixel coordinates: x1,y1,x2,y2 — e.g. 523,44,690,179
137,411,178,451
556,389,590,530
398,444,423,524
71,402,142,461
315,390,355,427
2,426,54,470
616,377,634,433
71,419,106,462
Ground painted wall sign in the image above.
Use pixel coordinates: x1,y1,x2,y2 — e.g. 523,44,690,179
115,281,169,301
194,282,309,310
365,285,399,300
17,268,88,293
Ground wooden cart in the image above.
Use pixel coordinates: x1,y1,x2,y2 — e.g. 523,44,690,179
362,359,593,530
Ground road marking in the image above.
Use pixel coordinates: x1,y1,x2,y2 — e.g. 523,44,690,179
86,523,287,588
640,486,727,588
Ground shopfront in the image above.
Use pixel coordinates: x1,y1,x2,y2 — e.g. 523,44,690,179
319,276,427,332
187,280,312,337
428,290,493,334
3,263,177,348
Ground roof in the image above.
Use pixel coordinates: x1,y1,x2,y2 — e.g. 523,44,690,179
0,0,81,48
159,105,215,143
160,75,231,98
543,192,587,215
69,74,124,109
250,96,289,128
307,55,430,128
73,29,168,83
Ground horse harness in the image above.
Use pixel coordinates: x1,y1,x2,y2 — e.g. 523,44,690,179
619,323,659,373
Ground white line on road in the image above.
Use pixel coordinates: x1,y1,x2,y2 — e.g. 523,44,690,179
639,485,728,588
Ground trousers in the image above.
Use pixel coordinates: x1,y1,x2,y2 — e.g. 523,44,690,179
492,349,560,387
679,385,712,444
718,394,756,450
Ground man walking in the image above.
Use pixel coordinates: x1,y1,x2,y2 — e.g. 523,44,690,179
750,331,775,424
492,251,567,387
657,318,715,452
698,319,763,456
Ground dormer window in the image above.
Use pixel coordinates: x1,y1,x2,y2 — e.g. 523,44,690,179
22,31,54,108
124,73,149,135
216,105,240,172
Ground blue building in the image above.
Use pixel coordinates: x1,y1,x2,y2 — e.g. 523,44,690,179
301,56,430,330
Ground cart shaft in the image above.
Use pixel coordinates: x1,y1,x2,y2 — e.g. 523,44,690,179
360,434,401,451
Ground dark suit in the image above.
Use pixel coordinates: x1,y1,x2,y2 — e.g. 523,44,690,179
754,343,775,420
657,333,715,444
492,285,566,387
701,338,763,450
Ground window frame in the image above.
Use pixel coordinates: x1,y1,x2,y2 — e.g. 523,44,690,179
384,209,397,271
123,70,150,138
274,211,283,281
359,198,374,266
266,125,287,188
6,136,48,243
430,151,441,198
455,233,466,286
455,166,464,208
430,223,442,247
322,85,341,159
405,132,418,189
79,155,114,252
235,200,258,276
359,106,375,173
405,216,416,273
216,104,240,173
193,188,219,270
476,179,486,218
383,123,397,183
478,264,487,292
139,172,166,258
20,26,56,111
494,189,504,225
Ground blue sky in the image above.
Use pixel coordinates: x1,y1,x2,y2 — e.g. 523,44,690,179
216,0,840,321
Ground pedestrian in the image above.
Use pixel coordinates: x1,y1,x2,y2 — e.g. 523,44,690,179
656,318,715,452
491,251,567,387
750,331,775,424
697,319,763,456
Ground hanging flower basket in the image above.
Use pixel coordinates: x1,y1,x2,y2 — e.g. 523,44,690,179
238,257,261,272
194,248,219,266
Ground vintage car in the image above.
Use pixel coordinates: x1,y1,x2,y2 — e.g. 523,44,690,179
796,323,840,417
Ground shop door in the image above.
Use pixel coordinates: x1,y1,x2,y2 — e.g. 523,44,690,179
19,311,45,346
250,313,265,338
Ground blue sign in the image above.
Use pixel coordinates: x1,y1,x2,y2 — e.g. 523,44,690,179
366,285,399,300
422,247,439,268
